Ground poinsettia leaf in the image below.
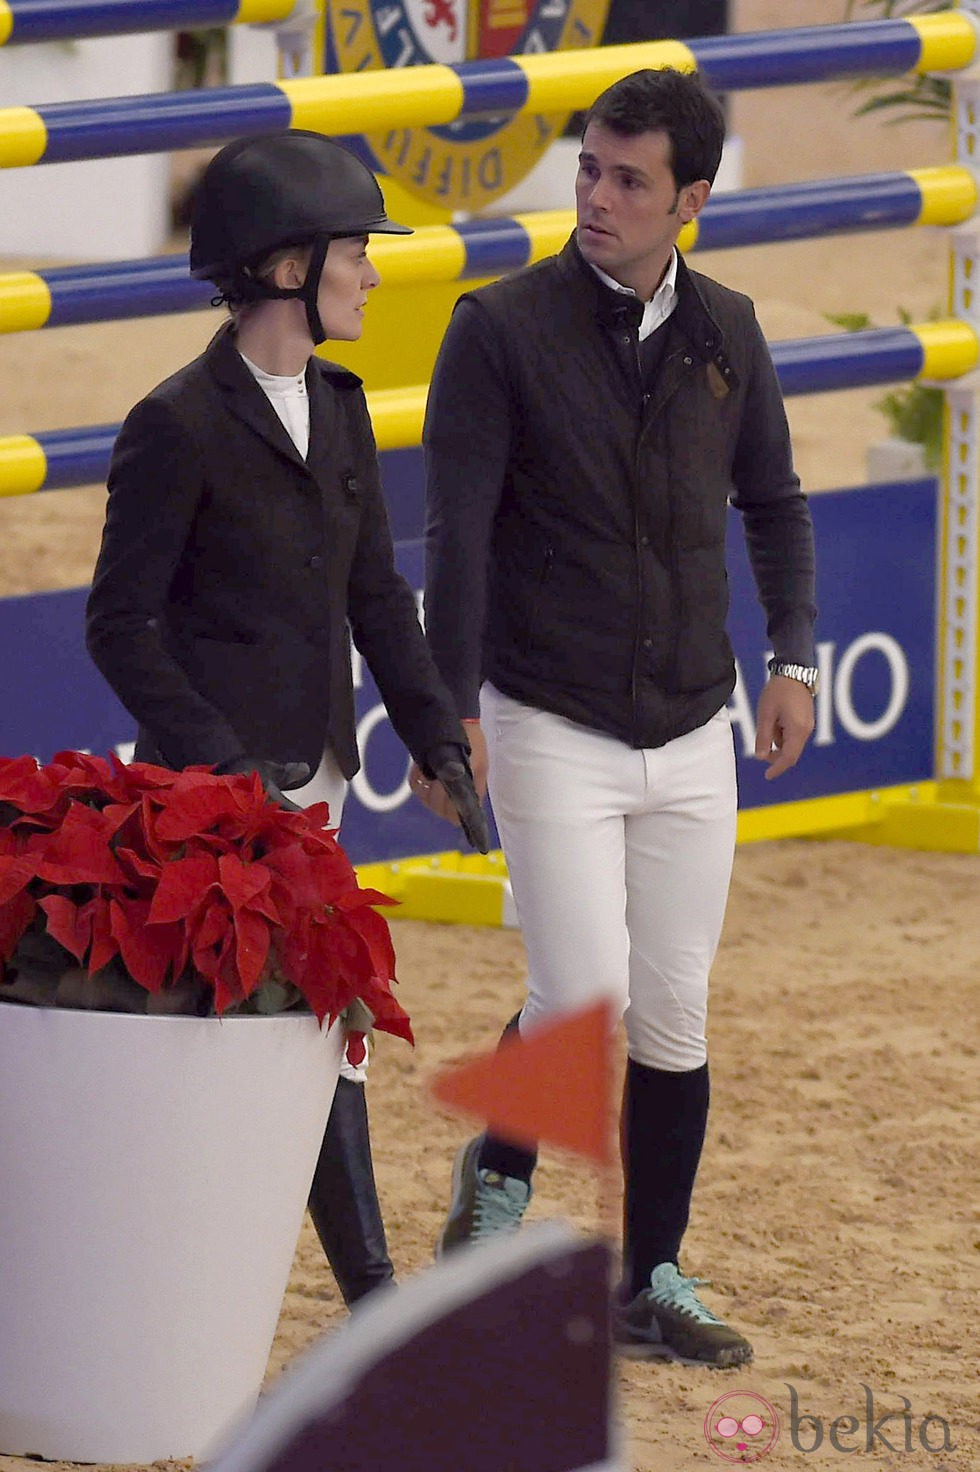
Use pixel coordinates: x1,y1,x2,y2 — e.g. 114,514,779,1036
88,894,119,974
38,894,93,964
98,799,142,837
0,853,35,906
110,897,181,992
216,852,274,912
153,770,258,841
50,750,121,795
361,983,414,1046
28,804,128,886
0,889,36,962
345,1031,367,1067
338,901,397,983
298,800,334,832
137,794,182,864
211,930,246,1015
111,756,181,797
234,907,271,996
114,845,162,883
346,886,399,909
0,756,63,815
193,895,231,952
309,908,411,1044
263,845,326,912
147,852,219,923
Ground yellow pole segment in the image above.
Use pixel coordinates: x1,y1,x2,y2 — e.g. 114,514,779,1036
0,273,51,332
0,2,12,46
909,11,980,73
367,386,427,451
0,107,46,167
282,70,464,134
911,164,978,226
516,39,697,115
0,437,46,496
368,226,467,288
915,319,980,379
235,0,298,19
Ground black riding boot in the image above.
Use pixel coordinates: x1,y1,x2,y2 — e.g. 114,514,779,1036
307,1076,395,1307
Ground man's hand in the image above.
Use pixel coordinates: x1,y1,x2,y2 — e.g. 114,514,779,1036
219,756,311,811
409,732,490,852
754,676,815,780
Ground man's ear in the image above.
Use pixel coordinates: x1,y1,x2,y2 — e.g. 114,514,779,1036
678,179,711,224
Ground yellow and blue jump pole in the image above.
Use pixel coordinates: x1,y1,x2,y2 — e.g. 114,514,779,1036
2,320,977,497
0,15,975,168
1,166,974,334
0,1,298,46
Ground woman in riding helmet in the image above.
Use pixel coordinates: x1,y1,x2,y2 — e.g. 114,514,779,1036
86,131,485,1307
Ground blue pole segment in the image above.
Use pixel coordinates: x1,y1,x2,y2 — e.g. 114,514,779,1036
36,84,290,164
451,58,528,118
45,259,210,327
697,172,924,251
7,1,239,45
37,424,119,487
458,218,532,279
772,328,924,396
690,20,921,91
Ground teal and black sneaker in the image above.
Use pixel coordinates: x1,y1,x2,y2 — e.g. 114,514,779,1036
436,1134,531,1256
613,1262,753,1368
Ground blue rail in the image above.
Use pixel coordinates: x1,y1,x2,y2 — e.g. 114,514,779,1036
3,168,973,334
0,16,973,168
0,1,295,45
3,323,974,495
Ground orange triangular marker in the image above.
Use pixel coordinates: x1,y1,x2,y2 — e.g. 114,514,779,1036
430,999,614,1166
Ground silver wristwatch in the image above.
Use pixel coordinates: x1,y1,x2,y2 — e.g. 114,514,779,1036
767,658,820,696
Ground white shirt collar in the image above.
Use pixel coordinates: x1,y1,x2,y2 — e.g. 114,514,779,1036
589,249,679,341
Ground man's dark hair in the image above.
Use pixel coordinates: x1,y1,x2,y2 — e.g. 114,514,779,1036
583,68,725,187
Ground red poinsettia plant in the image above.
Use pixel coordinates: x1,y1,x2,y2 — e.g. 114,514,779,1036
0,750,410,1059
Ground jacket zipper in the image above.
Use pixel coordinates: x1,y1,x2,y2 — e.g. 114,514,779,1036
631,329,646,743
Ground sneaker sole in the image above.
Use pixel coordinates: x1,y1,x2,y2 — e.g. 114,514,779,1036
434,1136,482,1259
614,1337,753,1370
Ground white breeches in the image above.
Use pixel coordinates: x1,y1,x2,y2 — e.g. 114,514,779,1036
481,683,737,1072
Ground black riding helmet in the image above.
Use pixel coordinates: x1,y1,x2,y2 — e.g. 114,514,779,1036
189,130,411,345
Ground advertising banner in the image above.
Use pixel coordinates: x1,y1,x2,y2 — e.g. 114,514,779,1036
0,473,936,866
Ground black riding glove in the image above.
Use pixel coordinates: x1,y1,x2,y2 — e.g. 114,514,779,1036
217,757,311,812
423,743,490,854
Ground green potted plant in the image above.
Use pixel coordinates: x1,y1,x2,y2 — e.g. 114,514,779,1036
0,750,406,1464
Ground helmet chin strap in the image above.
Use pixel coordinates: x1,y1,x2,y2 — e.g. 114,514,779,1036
299,234,331,346
237,233,332,345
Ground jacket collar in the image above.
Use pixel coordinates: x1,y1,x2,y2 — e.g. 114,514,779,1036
556,234,728,365
204,320,362,474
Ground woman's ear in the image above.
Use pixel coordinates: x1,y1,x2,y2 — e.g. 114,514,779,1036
271,251,307,291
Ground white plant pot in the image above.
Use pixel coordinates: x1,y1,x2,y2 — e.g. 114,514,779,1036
0,1004,344,1464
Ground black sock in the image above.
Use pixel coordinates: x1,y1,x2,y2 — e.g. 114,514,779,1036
477,1011,538,1184
623,1057,710,1298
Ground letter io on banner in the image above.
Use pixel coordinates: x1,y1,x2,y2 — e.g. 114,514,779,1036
728,633,912,756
